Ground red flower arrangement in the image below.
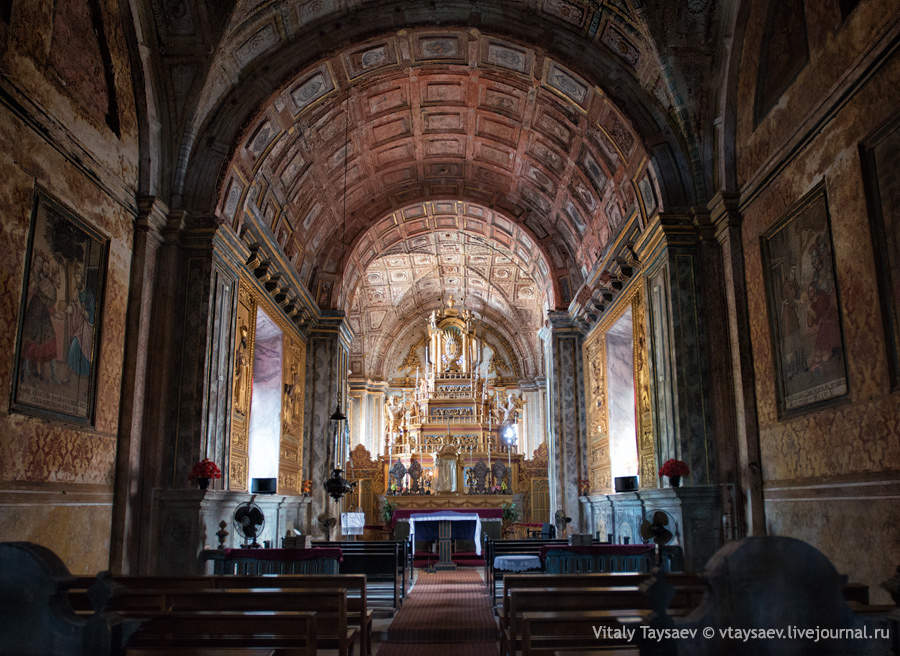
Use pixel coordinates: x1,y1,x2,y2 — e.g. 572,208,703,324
658,459,689,478
189,458,222,480
301,479,312,495
577,479,591,496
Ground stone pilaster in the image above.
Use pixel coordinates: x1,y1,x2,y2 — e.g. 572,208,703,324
140,213,240,574
710,192,765,536
166,217,238,489
638,214,716,485
540,312,588,531
303,313,352,535
109,196,167,574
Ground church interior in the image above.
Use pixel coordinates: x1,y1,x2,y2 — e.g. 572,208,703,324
0,0,898,654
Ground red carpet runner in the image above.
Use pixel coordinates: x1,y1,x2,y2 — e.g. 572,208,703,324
376,569,499,656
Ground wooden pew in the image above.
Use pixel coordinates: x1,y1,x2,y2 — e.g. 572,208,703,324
68,573,373,656
123,609,317,655
500,582,707,656
96,586,358,656
312,540,409,609
499,573,704,621
484,538,570,603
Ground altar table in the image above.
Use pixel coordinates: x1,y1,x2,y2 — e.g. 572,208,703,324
409,511,484,555
390,507,503,528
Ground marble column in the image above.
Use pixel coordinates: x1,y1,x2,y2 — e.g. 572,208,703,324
109,196,166,574
638,214,716,485
303,313,352,535
710,193,765,536
540,313,588,531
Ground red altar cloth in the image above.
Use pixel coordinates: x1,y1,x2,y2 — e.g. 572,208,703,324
389,507,503,528
223,547,343,562
539,544,653,562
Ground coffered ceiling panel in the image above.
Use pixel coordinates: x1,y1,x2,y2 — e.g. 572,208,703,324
217,28,656,313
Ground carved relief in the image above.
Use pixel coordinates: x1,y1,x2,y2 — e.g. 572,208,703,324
234,324,251,415
229,283,256,491
632,288,656,488
279,334,307,495
584,328,610,492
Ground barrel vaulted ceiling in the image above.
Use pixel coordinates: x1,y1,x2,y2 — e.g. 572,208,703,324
216,27,657,313
134,0,724,377
343,201,550,379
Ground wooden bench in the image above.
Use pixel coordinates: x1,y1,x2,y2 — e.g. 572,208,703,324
93,586,358,656
484,538,570,603
123,609,317,655
69,573,373,656
519,608,692,656
313,540,410,609
501,582,707,656
499,572,704,620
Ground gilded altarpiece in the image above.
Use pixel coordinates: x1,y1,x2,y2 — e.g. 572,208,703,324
582,286,655,493
229,280,306,494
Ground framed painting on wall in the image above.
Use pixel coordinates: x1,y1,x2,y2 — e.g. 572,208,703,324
10,189,108,425
761,183,849,417
860,113,900,389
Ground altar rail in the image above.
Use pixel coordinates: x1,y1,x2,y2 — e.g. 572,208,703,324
200,547,342,575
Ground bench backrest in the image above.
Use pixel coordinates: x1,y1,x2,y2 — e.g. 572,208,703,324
127,610,317,656
506,584,706,636
110,587,349,636
67,573,366,614
502,572,704,613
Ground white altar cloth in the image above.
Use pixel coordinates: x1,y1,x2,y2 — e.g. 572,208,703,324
409,511,483,555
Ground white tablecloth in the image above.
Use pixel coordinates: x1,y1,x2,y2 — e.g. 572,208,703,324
493,554,542,571
341,512,365,535
409,511,483,555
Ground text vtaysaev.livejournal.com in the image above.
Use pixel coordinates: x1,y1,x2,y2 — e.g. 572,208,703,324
593,625,891,643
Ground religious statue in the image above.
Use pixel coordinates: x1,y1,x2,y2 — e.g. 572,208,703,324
435,445,458,493
429,309,437,329
500,391,523,425
234,324,250,414
282,363,301,427
385,395,402,434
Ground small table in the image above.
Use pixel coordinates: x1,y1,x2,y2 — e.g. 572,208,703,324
493,554,542,572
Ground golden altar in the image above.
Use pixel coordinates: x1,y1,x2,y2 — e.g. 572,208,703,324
340,301,549,536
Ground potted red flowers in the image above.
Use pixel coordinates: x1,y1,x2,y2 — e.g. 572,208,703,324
189,458,222,490
658,459,689,488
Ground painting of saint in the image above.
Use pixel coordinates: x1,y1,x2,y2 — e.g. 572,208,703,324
762,184,848,415
12,191,108,424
